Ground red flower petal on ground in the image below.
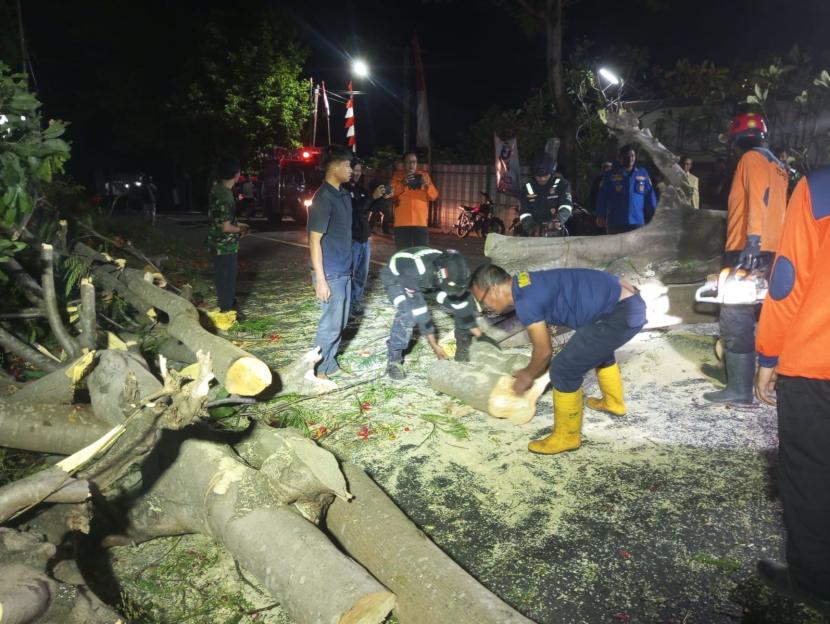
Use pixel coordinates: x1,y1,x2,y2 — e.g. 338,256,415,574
269,334,281,342
612,613,630,622
360,402,371,411
619,550,632,560
404,427,410,432
318,426,327,435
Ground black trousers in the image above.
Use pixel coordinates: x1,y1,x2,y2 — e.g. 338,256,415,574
718,251,774,354
394,226,429,250
777,376,830,600
550,294,647,392
213,252,238,312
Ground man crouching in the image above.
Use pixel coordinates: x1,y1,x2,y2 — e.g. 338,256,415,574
470,264,647,454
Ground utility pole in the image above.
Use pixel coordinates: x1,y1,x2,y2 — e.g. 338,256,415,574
402,45,410,153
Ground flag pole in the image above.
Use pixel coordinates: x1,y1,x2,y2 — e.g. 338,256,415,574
312,84,319,147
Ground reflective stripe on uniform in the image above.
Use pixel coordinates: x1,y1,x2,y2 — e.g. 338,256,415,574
519,212,532,220
436,291,447,304
393,295,406,307
450,301,469,310
389,248,439,276
411,306,428,316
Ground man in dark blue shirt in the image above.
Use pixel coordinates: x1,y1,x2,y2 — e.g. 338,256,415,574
596,144,657,234
308,145,354,380
470,265,647,455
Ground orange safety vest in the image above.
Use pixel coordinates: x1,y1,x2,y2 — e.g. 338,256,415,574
756,169,830,379
726,149,789,252
390,170,439,227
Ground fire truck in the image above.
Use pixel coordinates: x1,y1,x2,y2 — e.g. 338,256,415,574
260,146,323,227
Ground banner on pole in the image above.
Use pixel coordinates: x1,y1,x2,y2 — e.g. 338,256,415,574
345,80,356,152
495,135,521,196
412,33,431,149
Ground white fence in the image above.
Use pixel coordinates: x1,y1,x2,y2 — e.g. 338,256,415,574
427,163,530,232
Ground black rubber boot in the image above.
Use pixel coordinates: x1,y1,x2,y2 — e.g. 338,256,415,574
454,329,472,363
757,560,830,615
703,350,757,407
386,350,406,381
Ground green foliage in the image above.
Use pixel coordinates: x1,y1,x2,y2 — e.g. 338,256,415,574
0,63,70,232
420,413,469,440
61,254,91,297
169,8,312,167
232,316,279,334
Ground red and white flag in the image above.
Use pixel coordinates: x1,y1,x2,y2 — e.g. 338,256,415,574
345,80,356,152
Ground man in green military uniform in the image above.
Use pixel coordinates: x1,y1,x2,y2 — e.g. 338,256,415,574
206,157,249,328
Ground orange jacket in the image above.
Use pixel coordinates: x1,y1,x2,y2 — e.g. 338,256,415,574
756,169,830,379
391,170,439,227
726,148,789,252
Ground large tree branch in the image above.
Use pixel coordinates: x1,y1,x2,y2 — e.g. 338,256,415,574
41,244,80,359
0,256,44,307
0,324,60,373
78,277,97,351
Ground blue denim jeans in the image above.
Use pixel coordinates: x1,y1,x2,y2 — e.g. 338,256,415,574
312,273,351,374
350,240,371,314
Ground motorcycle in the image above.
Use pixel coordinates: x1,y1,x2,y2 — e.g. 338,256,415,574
508,202,600,237
453,202,505,238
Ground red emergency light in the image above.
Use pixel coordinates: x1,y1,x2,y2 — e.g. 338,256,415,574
302,150,312,159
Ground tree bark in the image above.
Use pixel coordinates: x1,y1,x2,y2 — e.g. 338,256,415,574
40,244,80,359
0,466,89,524
124,435,395,624
78,277,97,351
7,352,97,405
0,402,106,455
327,464,536,624
0,324,60,373
427,341,548,425
119,267,271,396
0,256,44,307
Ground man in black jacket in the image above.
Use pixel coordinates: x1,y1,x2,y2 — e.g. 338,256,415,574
344,158,389,317
381,247,484,380
518,152,574,236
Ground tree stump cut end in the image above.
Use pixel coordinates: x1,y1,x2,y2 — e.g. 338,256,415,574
225,357,272,396
338,591,396,624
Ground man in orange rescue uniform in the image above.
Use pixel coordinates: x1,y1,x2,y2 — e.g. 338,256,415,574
753,168,830,615
703,112,789,406
390,151,439,250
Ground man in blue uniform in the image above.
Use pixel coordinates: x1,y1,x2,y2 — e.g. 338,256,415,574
517,152,574,236
470,264,647,455
596,144,657,234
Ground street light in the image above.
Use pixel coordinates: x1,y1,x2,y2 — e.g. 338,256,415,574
352,59,369,78
598,67,621,86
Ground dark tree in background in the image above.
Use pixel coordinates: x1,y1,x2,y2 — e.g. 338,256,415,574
4,0,311,202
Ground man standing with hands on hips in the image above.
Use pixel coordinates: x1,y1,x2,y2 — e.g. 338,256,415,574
308,145,354,380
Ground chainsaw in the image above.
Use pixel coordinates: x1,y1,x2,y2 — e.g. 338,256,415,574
695,267,769,305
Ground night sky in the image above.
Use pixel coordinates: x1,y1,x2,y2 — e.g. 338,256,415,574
293,0,830,152
9,0,830,173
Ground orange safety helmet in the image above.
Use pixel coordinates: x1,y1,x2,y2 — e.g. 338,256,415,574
729,112,768,141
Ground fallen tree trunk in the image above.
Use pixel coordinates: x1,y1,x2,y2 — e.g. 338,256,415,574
7,352,97,405
0,324,60,373
235,424,533,624
486,108,725,285
118,267,271,396
327,465,536,624
123,433,395,624
0,466,90,523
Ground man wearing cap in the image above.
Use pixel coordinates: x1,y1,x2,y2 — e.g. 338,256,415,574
596,144,658,234
517,152,573,236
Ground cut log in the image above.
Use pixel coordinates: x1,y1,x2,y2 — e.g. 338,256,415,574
427,341,548,425
327,464,536,624
124,434,395,624
86,350,164,426
118,267,270,395
78,277,97,351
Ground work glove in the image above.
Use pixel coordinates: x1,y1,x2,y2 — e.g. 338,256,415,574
556,205,572,223
738,235,761,269
475,334,501,349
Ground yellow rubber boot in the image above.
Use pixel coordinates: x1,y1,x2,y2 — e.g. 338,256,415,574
206,309,237,331
586,363,626,416
528,389,583,455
